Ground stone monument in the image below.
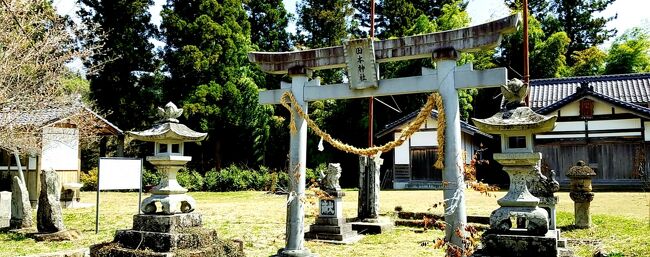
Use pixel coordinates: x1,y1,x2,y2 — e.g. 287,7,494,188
472,79,565,257
305,163,362,243
90,102,244,257
10,176,32,229
566,161,596,229
351,155,393,234
33,168,81,241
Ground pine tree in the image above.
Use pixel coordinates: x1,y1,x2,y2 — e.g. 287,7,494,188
78,0,162,130
161,0,270,169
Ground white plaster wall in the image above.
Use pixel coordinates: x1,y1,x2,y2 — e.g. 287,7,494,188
556,97,631,117
410,131,437,147
424,117,438,129
394,132,410,164
536,134,586,139
588,119,641,130
558,101,580,116
553,121,585,131
588,132,642,138
28,157,36,170
41,127,79,171
645,122,650,141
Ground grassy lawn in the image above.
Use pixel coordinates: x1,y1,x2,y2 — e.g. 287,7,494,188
0,190,648,257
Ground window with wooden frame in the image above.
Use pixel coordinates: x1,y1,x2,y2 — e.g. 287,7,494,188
579,98,594,119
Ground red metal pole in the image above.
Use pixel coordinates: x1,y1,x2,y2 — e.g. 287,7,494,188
368,0,375,147
523,0,530,106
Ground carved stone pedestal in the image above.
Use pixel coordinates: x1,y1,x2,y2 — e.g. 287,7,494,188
305,216,362,244
90,213,243,257
305,169,362,244
478,229,559,257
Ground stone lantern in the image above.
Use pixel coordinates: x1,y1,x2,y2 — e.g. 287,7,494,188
90,102,243,256
127,102,207,214
566,161,596,228
472,79,563,257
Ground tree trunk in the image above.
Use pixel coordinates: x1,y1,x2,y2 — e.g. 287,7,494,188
214,138,222,170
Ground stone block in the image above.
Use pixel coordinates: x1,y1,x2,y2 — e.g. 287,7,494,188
90,237,245,257
481,229,559,257
313,217,346,226
132,213,202,233
307,224,348,235
349,219,393,235
31,229,82,242
0,191,10,228
114,228,217,252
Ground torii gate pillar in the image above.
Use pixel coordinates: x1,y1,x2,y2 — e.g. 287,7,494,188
433,49,468,246
281,67,313,257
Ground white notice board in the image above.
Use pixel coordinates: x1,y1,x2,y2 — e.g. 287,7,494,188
98,158,142,190
96,157,143,234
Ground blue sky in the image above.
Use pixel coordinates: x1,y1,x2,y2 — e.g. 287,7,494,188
53,0,649,47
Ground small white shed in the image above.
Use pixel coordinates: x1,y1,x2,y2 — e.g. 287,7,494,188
0,104,122,206
376,110,493,189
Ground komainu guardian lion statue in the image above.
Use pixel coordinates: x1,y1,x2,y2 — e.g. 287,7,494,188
320,163,342,191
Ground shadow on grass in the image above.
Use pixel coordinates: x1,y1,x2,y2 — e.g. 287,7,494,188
0,229,30,241
557,224,583,232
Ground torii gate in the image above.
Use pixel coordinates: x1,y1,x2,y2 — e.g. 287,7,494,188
249,14,519,256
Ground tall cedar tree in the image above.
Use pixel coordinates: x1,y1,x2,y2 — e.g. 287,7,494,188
507,0,617,66
244,0,293,169
245,0,291,53
161,0,270,170
78,0,161,130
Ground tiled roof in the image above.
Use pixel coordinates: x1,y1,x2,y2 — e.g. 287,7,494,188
535,83,650,118
375,110,493,138
0,103,123,135
530,73,650,109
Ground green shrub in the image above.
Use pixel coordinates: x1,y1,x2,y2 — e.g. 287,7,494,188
177,169,204,191
203,165,274,192
80,168,98,191
142,168,161,188
200,164,327,192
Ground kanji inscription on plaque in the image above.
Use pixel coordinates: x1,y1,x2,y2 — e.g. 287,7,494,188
344,38,378,90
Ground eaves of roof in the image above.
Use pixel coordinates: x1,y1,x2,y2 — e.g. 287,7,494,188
535,85,650,119
375,110,493,139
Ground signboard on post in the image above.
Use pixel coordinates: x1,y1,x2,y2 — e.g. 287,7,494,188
344,38,378,90
95,157,143,233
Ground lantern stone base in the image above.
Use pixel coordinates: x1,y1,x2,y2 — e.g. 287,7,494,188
490,206,549,235
305,217,362,244
474,229,570,257
141,194,197,215
349,217,394,234
90,213,243,257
